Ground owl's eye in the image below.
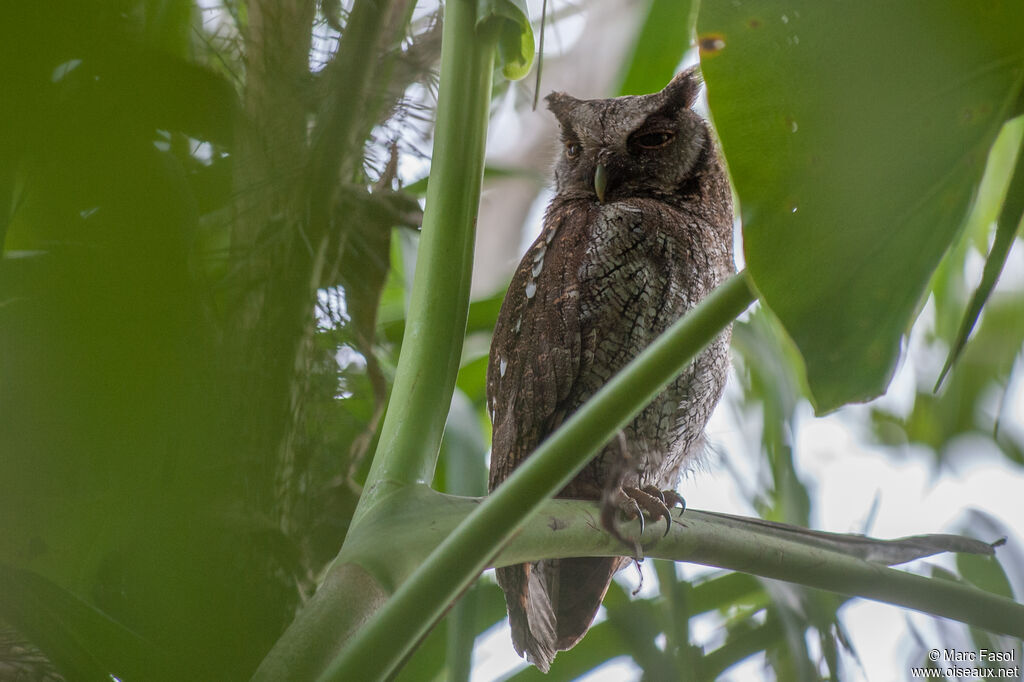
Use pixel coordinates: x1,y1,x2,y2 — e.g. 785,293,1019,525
565,141,581,159
630,131,675,150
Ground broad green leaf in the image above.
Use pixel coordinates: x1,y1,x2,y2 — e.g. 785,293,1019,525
140,0,192,56
0,564,175,682
477,0,534,80
699,1,1024,412
617,0,697,96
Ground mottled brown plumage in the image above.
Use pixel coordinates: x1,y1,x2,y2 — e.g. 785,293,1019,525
486,69,734,672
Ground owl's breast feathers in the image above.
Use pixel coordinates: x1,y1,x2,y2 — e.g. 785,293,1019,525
487,196,726,492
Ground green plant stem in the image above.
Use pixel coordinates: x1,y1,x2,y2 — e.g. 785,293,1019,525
317,272,755,681
351,0,496,526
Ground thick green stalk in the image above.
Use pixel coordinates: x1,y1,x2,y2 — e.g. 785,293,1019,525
317,272,755,681
351,0,496,524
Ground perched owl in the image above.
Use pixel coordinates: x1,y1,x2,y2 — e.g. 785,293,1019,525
486,68,735,672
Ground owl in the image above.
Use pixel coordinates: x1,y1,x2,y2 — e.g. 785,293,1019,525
485,68,735,672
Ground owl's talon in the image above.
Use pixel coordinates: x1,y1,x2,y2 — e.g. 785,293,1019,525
623,486,674,537
641,485,667,505
640,485,674,535
661,490,686,515
633,499,645,535
601,485,686,551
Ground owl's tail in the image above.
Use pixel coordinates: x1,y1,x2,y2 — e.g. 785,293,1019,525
497,556,627,672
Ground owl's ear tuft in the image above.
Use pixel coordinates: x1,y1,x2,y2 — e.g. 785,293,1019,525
545,91,580,123
662,67,702,110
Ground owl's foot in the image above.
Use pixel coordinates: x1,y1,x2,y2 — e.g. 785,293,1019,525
626,486,686,537
600,486,686,557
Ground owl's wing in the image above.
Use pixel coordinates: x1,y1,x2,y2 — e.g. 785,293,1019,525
486,205,591,670
486,204,590,491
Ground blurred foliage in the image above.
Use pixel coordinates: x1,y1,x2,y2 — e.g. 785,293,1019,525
0,0,1021,681
0,0,428,678
616,0,696,97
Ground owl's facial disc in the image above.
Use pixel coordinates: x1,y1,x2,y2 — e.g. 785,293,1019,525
546,68,707,203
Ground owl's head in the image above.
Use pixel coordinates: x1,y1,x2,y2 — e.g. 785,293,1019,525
545,68,708,204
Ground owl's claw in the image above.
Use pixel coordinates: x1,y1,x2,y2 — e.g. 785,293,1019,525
625,486,684,537
601,486,687,556
659,489,686,515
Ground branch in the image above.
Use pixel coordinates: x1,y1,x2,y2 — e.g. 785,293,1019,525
343,490,1021,639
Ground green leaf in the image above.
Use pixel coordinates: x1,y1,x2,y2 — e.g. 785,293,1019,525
435,389,488,497
957,553,1015,601
936,117,1024,389
455,353,489,406
689,571,765,615
869,292,1024,463
700,612,783,680
0,564,175,682
477,0,534,80
699,1,1024,412
604,586,677,679
617,0,697,96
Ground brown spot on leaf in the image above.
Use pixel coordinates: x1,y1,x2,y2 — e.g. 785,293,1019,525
698,34,726,55
748,18,762,28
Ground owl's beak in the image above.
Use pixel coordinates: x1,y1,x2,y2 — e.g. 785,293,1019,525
594,163,608,203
